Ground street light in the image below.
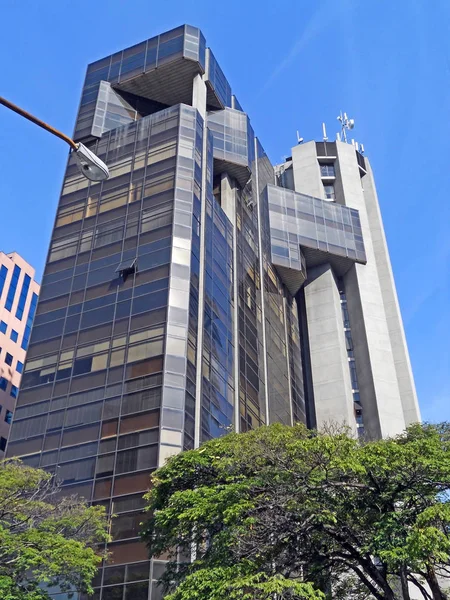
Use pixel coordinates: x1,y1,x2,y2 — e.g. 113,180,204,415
0,95,109,182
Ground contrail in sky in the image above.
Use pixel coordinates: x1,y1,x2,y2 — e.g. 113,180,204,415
259,0,341,95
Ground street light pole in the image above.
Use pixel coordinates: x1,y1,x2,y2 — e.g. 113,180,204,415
0,95,109,182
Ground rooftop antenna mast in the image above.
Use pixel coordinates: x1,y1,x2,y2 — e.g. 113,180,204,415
337,111,355,143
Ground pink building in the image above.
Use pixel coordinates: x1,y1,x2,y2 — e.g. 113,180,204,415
0,252,40,456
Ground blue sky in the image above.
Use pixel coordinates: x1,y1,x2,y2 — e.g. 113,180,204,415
0,0,448,422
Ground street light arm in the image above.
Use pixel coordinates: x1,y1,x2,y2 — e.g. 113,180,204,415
0,95,78,151
0,94,109,181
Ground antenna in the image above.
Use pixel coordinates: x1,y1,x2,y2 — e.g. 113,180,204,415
296,131,304,144
337,110,355,143
322,122,328,142
360,143,365,154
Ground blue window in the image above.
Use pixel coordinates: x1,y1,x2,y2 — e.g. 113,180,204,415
15,274,31,320
5,265,21,312
5,353,13,367
10,330,18,343
0,265,7,300
16,361,24,374
0,378,7,391
4,410,13,424
21,292,38,351
0,321,6,334
10,386,18,399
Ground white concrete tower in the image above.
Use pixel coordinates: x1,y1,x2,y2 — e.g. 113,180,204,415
276,139,420,438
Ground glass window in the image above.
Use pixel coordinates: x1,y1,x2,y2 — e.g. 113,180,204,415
5,265,21,311
111,512,143,541
10,385,18,399
319,163,335,177
103,565,125,586
0,437,6,452
15,274,31,320
323,184,335,200
5,410,13,424
21,292,39,351
5,352,13,366
0,321,7,334
124,581,149,600
10,330,18,343
58,458,96,484
0,265,8,300
115,445,158,474
0,379,7,391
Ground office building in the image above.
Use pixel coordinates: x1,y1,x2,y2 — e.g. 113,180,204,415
7,25,419,599
0,251,39,456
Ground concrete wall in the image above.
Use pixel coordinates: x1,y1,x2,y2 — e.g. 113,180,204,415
361,160,420,425
303,263,356,432
336,142,406,438
292,141,325,200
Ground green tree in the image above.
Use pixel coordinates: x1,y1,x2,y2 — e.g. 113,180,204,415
142,423,450,600
0,458,109,599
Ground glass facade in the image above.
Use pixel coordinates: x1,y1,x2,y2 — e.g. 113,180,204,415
207,108,255,173
266,184,367,268
8,102,205,597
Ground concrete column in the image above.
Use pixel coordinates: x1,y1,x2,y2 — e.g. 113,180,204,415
291,141,325,200
220,173,236,224
192,73,207,119
193,74,208,449
337,141,406,438
219,174,240,432
304,263,356,432
362,161,420,425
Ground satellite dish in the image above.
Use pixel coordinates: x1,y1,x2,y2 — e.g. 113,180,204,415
348,119,355,129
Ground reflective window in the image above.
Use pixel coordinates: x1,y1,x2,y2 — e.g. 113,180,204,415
5,265,21,311
10,386,18,399
10,330,18,343
323,183,335,200
5,353,13,366
4,410,13,424
16,361,24,374
16,274,31,320
0,437,6,452
0,378,8,391
320,163,335,177
0,321,6,334
21,292,38,350
0,266,8,300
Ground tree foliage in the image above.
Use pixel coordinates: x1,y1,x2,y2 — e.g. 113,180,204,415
0,459,109,599
142,422,450,600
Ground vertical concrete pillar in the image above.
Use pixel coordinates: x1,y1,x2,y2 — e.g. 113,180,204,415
337,142,406,438
362,161,420,425
291,141,325,200
219,174,240,431
193,73,208,449
192,73,207,119
303,263,356,431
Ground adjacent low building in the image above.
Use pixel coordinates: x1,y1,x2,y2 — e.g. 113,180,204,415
0,251,39,456
6,25,420,600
